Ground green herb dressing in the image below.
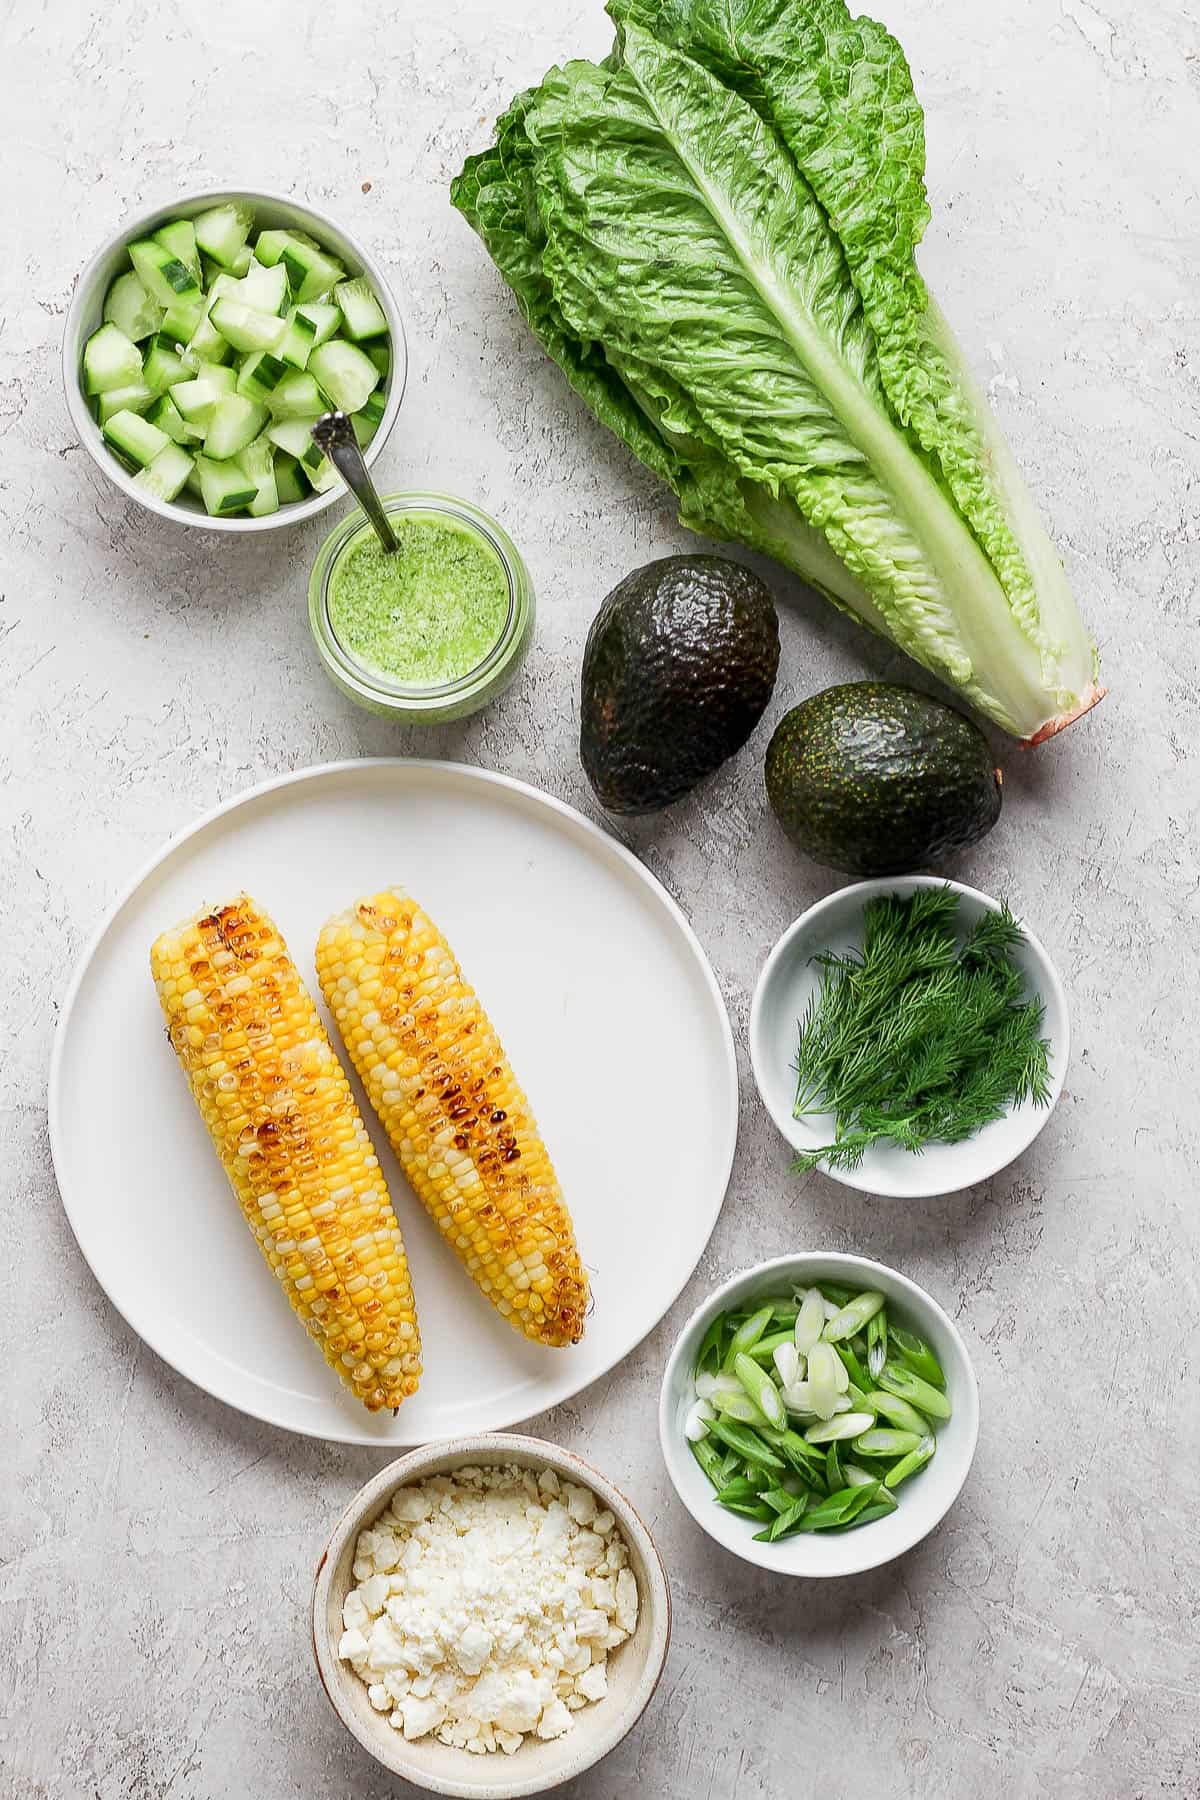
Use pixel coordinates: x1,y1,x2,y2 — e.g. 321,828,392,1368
328,515,510,687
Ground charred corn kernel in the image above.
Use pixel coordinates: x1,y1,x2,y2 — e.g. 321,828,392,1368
150,894,422,1412
316,888,588,1348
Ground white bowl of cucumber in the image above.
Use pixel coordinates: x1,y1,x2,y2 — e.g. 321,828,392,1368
63,188,406,531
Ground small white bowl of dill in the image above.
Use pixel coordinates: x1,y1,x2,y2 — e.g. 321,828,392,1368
749,877,1070,1199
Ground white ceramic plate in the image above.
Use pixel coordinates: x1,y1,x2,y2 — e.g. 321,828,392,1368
49,760,737,1446
749,876,1069,1199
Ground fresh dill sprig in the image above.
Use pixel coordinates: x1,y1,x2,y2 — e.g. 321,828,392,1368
791,888,1052,1174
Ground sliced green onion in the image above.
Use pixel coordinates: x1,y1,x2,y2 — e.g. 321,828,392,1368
864,1389,929,1436
853,1427,923,1458
794,1287,826,1354
884,1435,936,1489
753,1495,810,1542
733,1352,786,1428
823,1290,886,1342
684,1398,715,1440
804,1411,876,1444
832,1340,871,1392
708,1417,786,1469
724,1305,775,1365
889,1326,946,1389
689,1436,724,1484
773,1340,802,1389
867,1307,888,1379
712,1388,773,1428
879,1362,952,1420
748,1328,798,1365
791,1482,881,1531
694,1312,726,1375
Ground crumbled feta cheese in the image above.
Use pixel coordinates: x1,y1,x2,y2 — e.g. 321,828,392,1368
336,1465,638,1755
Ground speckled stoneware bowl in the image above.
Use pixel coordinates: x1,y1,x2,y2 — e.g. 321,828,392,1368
312,1433,671,1798
62,187,406,533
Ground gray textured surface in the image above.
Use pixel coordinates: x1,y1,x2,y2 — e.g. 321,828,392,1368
4,1,1198,1795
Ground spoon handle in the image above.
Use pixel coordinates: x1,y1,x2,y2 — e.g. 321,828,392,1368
311,411,399,554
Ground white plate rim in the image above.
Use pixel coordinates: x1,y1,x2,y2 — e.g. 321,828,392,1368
47,758,738,1446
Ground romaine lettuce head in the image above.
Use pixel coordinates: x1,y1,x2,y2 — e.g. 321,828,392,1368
451,1,1101,742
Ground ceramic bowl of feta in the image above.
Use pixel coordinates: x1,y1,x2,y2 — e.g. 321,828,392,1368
312,1433,671,1797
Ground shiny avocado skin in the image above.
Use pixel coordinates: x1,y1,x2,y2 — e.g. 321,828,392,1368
765,682,1003,875
580,556,780,814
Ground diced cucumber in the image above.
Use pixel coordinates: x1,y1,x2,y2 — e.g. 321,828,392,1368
298,301,342,347
351,390,386,447
273,451,309,504
190,361,237,393
185,461,204,499
268,371,327,418
308,454,340,494
83,322,143,395
195,454,258,516
236,351,289,404
208,298,287,354
97,382,154,424
333,276,387,340
142,333,192,395
103,270,163,342
308,340,379,414
229,260,289,316
132,442,194,503
102,409,171,469
152,219,201,283
267,416,325,472
128,238,203,309
146,392,201,444
366,341,390,378
204,394,268,461
279,237,345,304
193,202,255,272
254,226,320,267
230,245,253,276
170,377,228,428
236,434,280,517
277,309,316,370
161,295,205,343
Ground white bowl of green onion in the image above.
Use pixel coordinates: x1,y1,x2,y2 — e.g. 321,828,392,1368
749,876,1070,1200
659,1253,979,1576
63,189,406,531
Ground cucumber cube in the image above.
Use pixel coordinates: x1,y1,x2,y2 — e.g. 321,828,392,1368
83,322,143,395
133,443,194,503
204,395,268,461
268,371,327,419
161,296,205,343
267,417,325,472
152,219,201,283
102,408,171,469
128,238,203,309
236,352,289,405
333,276,388,341
98,383,154,424
308,340,379,415
366,341,390,378
280,238,345,304
230,260,289,317
103,270,163,343
254,226,320,267
278,309,316,370
170,377,228,429
236,435,280,516
193,202,255,272
297,302,342,347
196,454,258,516
208,298,287,355
273,452,309,504
146,393,201,444
142,334,191,395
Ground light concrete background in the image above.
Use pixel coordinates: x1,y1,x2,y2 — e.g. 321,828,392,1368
4,0,1198,1795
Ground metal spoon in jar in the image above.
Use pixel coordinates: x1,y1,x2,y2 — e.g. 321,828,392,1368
310,410,399,554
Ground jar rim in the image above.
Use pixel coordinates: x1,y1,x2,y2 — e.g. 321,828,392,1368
310,492,526,706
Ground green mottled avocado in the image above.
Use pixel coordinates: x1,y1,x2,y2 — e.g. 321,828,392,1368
765,683,1002,875
580,556,780,814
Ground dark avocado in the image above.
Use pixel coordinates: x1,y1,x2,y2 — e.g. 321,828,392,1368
765,683,1002,875
580,556,780,814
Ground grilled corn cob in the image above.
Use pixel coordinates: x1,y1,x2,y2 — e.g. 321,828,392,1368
316,889,588,1347
150,894,421,1411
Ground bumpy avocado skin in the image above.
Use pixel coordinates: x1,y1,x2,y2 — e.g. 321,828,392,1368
765,683,1003,875
580,556,780,814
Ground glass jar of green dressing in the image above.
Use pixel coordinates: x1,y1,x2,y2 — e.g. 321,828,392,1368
308,493,534,722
